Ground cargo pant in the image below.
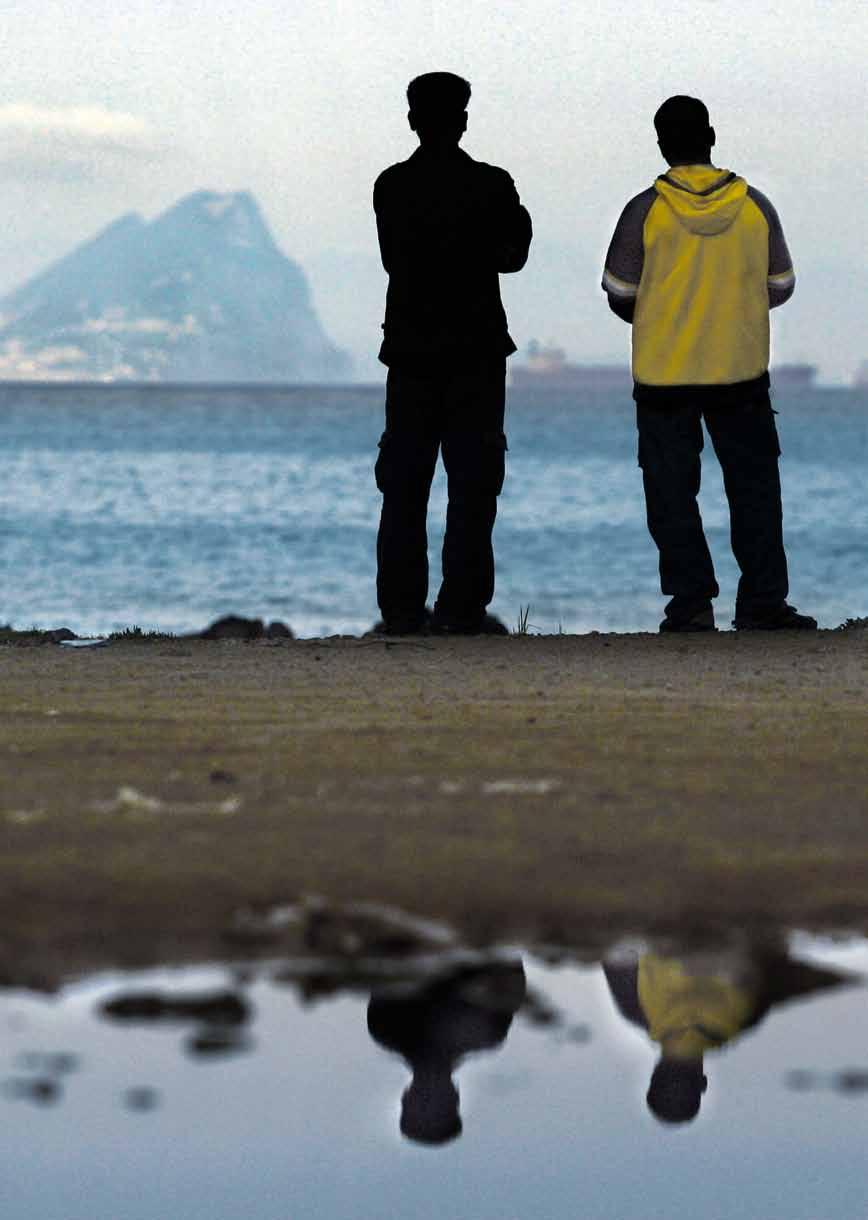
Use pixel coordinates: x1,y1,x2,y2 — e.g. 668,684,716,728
636,392,789,623
375,358,507,630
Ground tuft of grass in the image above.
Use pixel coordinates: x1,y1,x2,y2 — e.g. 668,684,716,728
107,626,177,643
514,605,544,635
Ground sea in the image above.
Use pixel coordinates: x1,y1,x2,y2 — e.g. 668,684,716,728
1,381,866,636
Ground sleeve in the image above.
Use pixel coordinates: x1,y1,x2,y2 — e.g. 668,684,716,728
602,189,655,300
493,171,532,273
373,172,392,273
602,962,648,1030
747,186,795,308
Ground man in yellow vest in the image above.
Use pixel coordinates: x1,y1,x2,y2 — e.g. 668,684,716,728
603,96,816,633
603,941,849,1124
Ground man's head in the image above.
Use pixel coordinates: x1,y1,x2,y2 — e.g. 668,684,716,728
400,1077,462,1145
646,1058,708,1125
654,95,715,166
407,72,470,148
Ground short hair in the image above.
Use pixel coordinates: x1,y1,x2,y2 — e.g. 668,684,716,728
654,95,711,151
400,1079,462,1145
646,1059,707,1125
407,72,471,118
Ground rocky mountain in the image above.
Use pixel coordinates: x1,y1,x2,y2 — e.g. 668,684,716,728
0,190,352,382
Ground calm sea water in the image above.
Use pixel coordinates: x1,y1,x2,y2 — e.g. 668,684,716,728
1,383,866,636
1,934,866,1220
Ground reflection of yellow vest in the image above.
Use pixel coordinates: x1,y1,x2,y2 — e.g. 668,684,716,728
633,166,771,387
638,954,755,1059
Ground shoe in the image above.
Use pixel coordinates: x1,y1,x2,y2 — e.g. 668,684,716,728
732,603,818,631
368,609,432,636
659,607,717,634
430,611,509,636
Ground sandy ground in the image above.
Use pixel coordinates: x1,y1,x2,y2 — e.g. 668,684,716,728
1,630,867,984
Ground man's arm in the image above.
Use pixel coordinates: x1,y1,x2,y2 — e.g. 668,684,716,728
492,172,532,273
606,291,636,324
747,186,795,308
373,173,392,274
601,188,656,324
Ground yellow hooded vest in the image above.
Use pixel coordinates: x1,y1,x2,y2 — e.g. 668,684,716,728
635,166,774,385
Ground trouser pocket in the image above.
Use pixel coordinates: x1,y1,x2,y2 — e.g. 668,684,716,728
375,429,439,497
481,430,508,496
374,431,390,493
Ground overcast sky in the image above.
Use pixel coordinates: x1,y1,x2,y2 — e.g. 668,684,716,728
0,0,865,381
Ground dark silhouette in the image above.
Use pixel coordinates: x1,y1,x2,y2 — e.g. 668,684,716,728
602,95,816,633
367,959,526,1144
603,940,851,1125
372,72,532,636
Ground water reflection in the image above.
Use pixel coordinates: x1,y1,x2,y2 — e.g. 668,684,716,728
100,988,254,1059
603,938,852,1125
1,924,866,1220
367,960,526,1144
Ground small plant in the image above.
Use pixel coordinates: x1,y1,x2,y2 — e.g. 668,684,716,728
515,605,532,635
107,626,176,642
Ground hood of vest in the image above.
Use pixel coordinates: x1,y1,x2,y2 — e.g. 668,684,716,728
654,165,748,235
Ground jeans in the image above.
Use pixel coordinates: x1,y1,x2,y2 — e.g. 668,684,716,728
375,358,507,628
636,393,789,621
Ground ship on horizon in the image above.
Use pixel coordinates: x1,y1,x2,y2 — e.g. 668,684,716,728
509,343,819,390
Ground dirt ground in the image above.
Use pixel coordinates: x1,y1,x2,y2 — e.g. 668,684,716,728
1,630,867,984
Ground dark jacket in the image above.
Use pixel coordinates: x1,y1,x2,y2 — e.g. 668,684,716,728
374,146,532,366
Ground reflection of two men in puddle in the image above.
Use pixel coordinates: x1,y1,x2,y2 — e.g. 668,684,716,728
94,939,851,1140
602,941,848,1126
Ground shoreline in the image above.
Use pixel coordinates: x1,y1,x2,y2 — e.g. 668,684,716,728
2,630,867,985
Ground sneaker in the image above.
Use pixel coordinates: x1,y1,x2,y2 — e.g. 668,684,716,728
430,611,509,636
732,603,818,631
659,607,717,634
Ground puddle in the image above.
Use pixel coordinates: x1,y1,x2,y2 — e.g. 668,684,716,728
0,932,866,1220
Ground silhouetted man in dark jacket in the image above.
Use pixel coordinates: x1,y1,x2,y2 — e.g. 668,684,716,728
367,959,526,1143
372,72,532,635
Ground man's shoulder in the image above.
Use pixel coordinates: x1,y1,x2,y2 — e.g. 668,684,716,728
744,183,780,223
463,153,512,176
619,184,659,219
374,160,410,191
462,154,517,188
376,151,514,176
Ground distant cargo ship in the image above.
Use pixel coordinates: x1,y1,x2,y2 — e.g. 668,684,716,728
509,344,819,390
509,345,630,390
771,363,818,386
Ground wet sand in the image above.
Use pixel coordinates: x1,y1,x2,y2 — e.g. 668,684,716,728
2,630,867,982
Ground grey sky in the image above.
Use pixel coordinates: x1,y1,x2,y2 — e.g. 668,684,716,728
0,0,865,380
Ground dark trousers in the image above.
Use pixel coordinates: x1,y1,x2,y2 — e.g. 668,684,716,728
636,393,789,620
375,358,507,628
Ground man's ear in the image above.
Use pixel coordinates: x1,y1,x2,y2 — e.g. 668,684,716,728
461,111,468,133
408,109,417,132
708,126,716,149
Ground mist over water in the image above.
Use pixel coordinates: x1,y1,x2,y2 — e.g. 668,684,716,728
1,383,866,636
